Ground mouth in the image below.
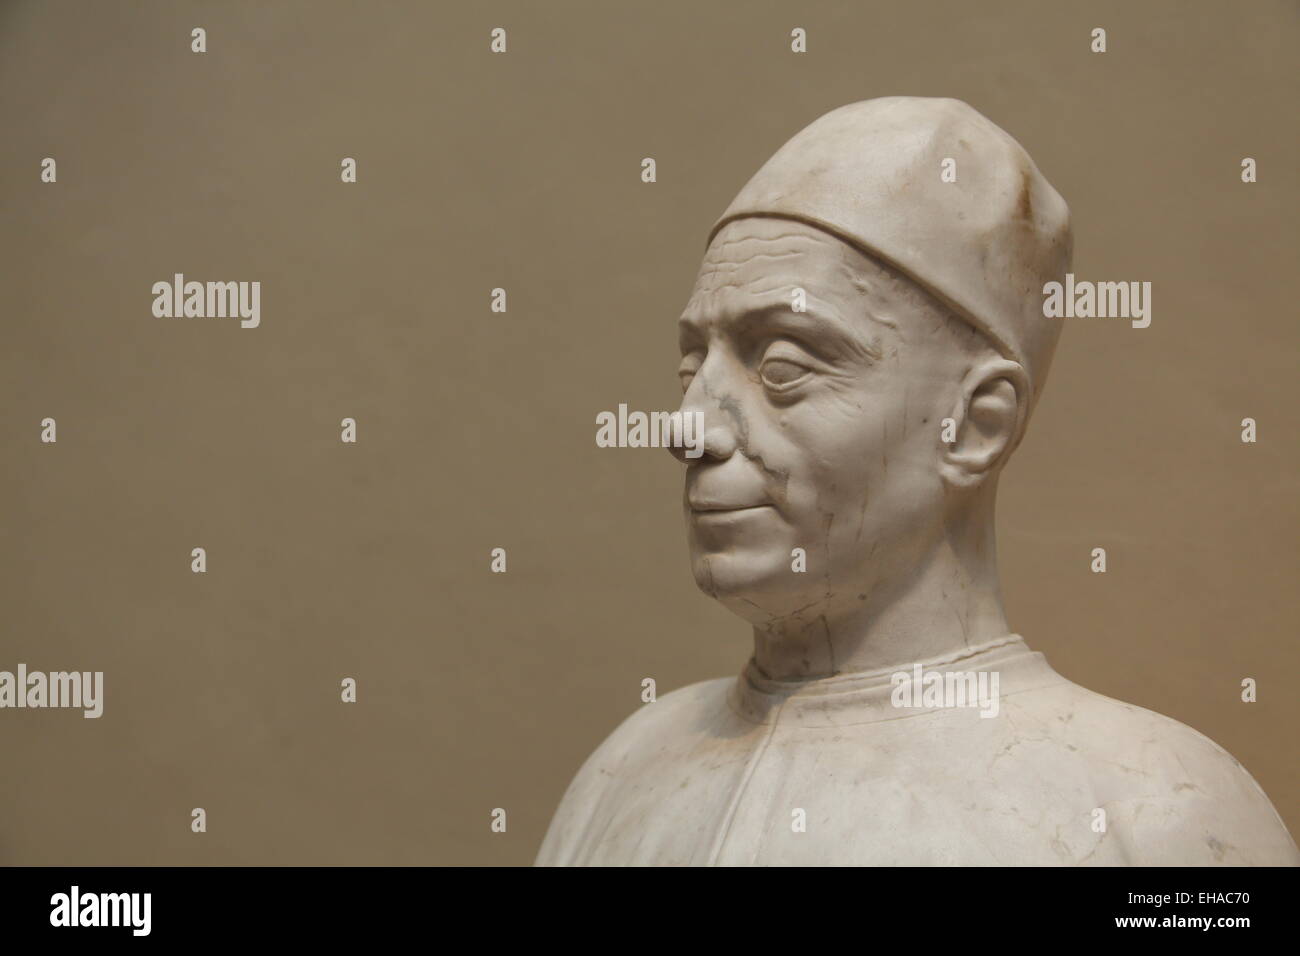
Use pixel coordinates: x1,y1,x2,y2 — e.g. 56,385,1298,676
688,503,775,517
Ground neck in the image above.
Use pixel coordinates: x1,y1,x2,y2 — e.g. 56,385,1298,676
751,499,1009,681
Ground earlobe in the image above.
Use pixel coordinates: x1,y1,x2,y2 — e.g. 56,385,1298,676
939,359,1029,487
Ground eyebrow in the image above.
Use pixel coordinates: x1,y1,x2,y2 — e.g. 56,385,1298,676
678,301,881,360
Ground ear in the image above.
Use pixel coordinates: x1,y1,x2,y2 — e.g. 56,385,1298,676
938,358,1030,489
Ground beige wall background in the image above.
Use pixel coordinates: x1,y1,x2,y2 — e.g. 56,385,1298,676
1,0,1295,865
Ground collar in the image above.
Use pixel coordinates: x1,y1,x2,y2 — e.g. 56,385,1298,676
726,634,1065,728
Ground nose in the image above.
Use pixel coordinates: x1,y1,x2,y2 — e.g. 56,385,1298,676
667,358,741,465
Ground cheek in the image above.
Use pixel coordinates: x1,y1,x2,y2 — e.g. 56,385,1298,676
769,401,889,517
776,381,933,520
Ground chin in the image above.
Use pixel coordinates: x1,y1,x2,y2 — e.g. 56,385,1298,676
689,549,831,625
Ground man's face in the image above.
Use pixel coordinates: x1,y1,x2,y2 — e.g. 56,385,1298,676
675,217,971,626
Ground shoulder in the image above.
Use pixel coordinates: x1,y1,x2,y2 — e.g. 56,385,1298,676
566,676,735,783
1040,680,1299,865
534,677,733,865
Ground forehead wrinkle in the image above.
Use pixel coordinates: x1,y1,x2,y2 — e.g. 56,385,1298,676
689,236,834,306
682,222,902,354
710,227,842,254
684,234,879,347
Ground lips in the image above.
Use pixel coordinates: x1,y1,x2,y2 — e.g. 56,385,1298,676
688,500,773,514
686,464,774,514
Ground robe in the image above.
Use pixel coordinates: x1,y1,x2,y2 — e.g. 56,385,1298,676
537,635,1299,866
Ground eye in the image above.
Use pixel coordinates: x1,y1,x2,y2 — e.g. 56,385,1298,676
758,342,815,392
760,359,809,388
677,352,703,392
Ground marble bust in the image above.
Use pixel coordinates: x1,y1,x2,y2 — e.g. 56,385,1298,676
538,97,1299,866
